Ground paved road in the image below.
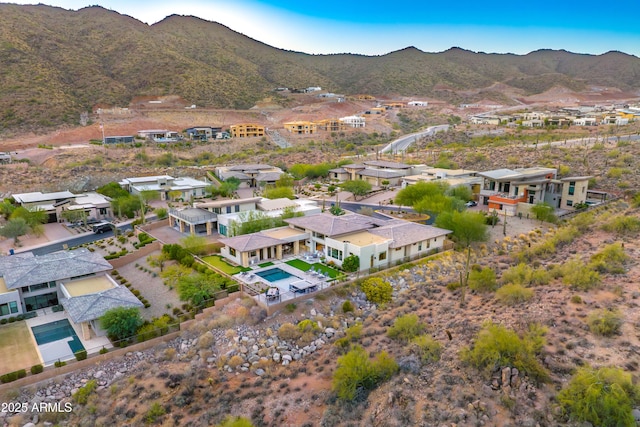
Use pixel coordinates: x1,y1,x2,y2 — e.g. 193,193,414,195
380,124,449,154
23,223,134,256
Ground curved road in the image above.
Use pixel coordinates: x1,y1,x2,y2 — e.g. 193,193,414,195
380,124,449,154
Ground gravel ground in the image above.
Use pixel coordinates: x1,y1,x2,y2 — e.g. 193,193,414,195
116,250,182,320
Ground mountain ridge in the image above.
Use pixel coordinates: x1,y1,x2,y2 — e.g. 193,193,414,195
1,4,639,134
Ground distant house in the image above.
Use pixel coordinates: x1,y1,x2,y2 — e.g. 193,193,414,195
229,124,265,138
103,136,134,144
339,116,365,128
283,121,317,134
137,129,180,142
184,126,222,141
0,152,11,164
329,160,425,186
0,249,142,340
119,175,209,201
408,101,428,107
12,191,112,223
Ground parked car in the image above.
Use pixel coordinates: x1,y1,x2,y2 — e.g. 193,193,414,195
465,200,478,207
92,222,114,234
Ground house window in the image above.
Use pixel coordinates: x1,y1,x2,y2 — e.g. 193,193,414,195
99,208,108,215
219,224,228,236
229,248,236,257
0,303,10,316
250,251,257,258
567,200,573,207
9,301,18,313
235,205,240,212
329,248,343,261
379,252,387,261
568,181,575,196
418,242,422,251
29,283,49,292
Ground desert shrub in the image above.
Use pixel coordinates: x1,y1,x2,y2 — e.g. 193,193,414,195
136,323,159,342
557,365,640,427
332,345,398,401
446,281,462,291
73,379,97,404
360,277,393,305
495,283,534,306
468,267,498,292
217,416,255,427
99,347,109,355
589,243,628,274
297,319,320,333
342,300,354,313
500,263,549,286
410,335,442,363
284,303,297,313
387,314,426,343
30,364,44,375
278,323,301,341
54,360,66,368
570,295,583,304
587,309,624,337
335,323,363,353
561,258,601,290
461,321,549,383
145,402,166,424
227,355,244,369
601,216,640,235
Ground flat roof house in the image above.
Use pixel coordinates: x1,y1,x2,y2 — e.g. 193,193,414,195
137,129,180,142
120,175,209,201
214,164,284,188
229,124,265,138
12,191,112,223
0,248,142,339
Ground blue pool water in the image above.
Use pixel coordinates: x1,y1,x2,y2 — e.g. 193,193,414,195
32,319,85,355
256,268,293,282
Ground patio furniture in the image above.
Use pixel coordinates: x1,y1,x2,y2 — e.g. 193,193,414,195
266,287,280,302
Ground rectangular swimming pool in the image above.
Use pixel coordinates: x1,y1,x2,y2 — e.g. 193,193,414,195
255,267,293,282
31,319,85,363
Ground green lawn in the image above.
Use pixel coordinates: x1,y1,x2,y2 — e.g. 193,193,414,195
285,259,341,278
258,261,274,268
201,255,250,275
0,322,41,374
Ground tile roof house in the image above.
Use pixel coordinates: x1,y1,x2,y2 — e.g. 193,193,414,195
0,248,141,339
218,212,451,271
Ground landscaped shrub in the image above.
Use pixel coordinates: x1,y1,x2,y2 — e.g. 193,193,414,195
74,349,87,361
54,360,66,368
360,277,393,305
461,321,549,383
410,335,442,363
387,314,426,343
495,283,534,306
0,319,6,324
30,364,44,375
0,369,27,383
587,309,623,337
557,365,640,427
99,347,108,354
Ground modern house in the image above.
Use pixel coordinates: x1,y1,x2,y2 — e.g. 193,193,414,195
401,168,482,194
11,191,112,223
103,136,134,144
119,175,209,201
137,130,181,142
229,124,265,138
214,164,284,188
329,160,426,186
478,167,591,215
283,121,317,134
339,116,366,128
0,249,142,339
184,126,222,141
219,212,451,271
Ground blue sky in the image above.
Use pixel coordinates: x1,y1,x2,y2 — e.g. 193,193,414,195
10,0,640,56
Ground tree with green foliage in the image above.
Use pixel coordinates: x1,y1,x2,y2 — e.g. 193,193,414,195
154,207,168,220
0,199,16,219
275,173,295,187
332,345,398,401
110,194,141,219
160,264,193,289
10,206,47,236
96,182,129,199
468,267,498,292
530,202,557,224
448,185,473,203
461,321,549,383
61,208,88,226
360,277,393,305
177,273,220,306
341,180,372,201
138,190,159,223
395,181,449,208
100,307,143,341
180,234,209,255
342,254,360,272
435,210,487,247
263,186,295,200
229,210,283,236
218,177,241,197
0,217,29,245
557,366,640,427
147,252,170,272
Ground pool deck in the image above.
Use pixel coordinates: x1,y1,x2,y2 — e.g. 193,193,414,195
26,311,111,365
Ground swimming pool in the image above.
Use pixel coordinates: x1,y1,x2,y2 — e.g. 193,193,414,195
31,319,85,364
255,267,293,282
